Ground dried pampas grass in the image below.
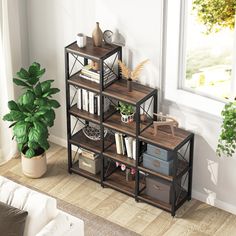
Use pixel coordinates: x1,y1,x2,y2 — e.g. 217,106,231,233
118,59,149,81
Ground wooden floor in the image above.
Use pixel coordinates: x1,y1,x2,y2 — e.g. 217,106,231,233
1,143,236,236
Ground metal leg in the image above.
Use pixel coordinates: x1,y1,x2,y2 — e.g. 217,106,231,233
118,48,122,79
188,135,194,200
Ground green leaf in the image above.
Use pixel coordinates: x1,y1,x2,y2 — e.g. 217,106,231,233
43,109,55,127
27,77,39,85
38,139,49,151
28,141,39,150
34,121,47,134
16,68,29,80
48,99,60,108
28,127,41,142
34,98,47,106
13,121,30,137
16,136,28,144
3,111,26,122
3,113,14,121
22,91,35,106
34,82,42,97
13,78,30,88
37,68,46,78
8,101,19,111
41,80,54,93
25,148,35,158
17,143,24,152
29,64,38,76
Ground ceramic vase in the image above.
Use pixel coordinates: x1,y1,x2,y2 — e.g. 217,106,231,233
92,22,103,47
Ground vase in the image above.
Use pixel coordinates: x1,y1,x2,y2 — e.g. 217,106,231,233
92,22,103,47
127,78,132,92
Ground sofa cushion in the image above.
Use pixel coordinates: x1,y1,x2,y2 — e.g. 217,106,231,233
0,176,58,236
0,201,28,236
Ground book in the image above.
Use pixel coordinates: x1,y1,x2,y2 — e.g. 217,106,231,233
96,95,100,116
77,88,82,110
79,148,98,160
94,96,98,114
125,137,133,158
115,133,122,155
132,139,136,160
82,89,88,111
89,92,95,114
120,134,126,155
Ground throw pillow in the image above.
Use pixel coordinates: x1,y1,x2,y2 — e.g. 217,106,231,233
0,201,28,236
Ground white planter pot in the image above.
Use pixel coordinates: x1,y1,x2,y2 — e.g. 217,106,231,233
121,113,134,123
21,152,47,178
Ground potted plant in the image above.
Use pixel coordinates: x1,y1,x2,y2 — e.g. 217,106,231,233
116,102,135,123
3,62,60,178
217,99,236,157
118,59,149,92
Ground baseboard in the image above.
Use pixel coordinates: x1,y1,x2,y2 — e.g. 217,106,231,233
49,134,236,215
192,190,236,215
49,135,67,148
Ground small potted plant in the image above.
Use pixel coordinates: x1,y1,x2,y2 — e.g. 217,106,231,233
217,99,236,157
3,62,60,178
116,102,135,123
118,59,149,92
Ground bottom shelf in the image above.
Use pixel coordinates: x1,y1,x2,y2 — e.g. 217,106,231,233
103,168,136,197
70,161,101,183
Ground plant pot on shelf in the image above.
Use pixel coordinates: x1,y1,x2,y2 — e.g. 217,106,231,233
120,112,134,123
127,78,132,92
21,151,47,178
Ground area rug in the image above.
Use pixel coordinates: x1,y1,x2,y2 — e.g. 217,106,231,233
3,174,139,236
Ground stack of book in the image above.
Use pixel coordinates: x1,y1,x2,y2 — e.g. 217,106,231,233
77,89,110,115
79,64,116,85
78,148,99,160
115,132,136,160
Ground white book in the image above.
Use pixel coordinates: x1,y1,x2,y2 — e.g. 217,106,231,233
97,95,100,116
82,89,88,111
89,92,95,114
77,88,82,110
119,134,125,155
132,139,136,160
115,133,122,155
125,137,133,158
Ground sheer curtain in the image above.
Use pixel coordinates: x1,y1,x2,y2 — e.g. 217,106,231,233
0,0,18,163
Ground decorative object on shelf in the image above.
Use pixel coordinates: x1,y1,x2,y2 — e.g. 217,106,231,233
3,62,60,178
76,33,87,48
217,99,236,157
112,29,126,46
82,125,107,141
115,162,135,182
140,114,148,122
103,30,113,44
91,61,99,71
92,22,103,47
118,59,149,92
116,102,135,123
153,113,179,136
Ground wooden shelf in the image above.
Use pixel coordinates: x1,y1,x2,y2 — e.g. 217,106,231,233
103,79,156,105
103,144,136,167
138,159,189,182
70,161,100,183
66,37,121,61
139,125,193,151
103,168,135,197
68,72,100,93
69,104,116,125
69,129,114,154
103,112,149,137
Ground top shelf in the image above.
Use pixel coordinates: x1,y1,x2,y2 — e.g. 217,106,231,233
65,37,121,61
103,79,156,105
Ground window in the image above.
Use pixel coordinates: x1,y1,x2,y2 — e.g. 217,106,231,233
164,0,236,116
180,0,236,101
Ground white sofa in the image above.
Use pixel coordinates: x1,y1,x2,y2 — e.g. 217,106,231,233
0,176,84,236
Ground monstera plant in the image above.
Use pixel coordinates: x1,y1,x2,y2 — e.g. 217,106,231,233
3,62,60,178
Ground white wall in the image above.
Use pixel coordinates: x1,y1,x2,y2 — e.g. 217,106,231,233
26,0,236,214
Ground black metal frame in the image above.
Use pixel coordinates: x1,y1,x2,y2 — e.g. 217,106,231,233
65,41,194,217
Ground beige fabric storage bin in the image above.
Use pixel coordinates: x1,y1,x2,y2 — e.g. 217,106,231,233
79,155,101,174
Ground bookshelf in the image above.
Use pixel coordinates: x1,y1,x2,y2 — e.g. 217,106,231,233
65,37,194,216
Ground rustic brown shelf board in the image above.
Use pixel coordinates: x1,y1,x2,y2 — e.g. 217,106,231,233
103,112,148,137
69,130,114,154
70,161,100,183
103,169,135,197
139,125,193,151
103,79,155,105
66,37,120,60
138,194,171,212
69,105,116,125
68,72,100,93
103,144,136,167
138,159,189,182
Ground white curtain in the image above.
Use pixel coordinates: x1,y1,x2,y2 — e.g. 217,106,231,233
0,0,25,163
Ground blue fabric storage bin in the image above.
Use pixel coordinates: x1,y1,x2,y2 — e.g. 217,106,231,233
147,144,175,161
143,152,173,175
